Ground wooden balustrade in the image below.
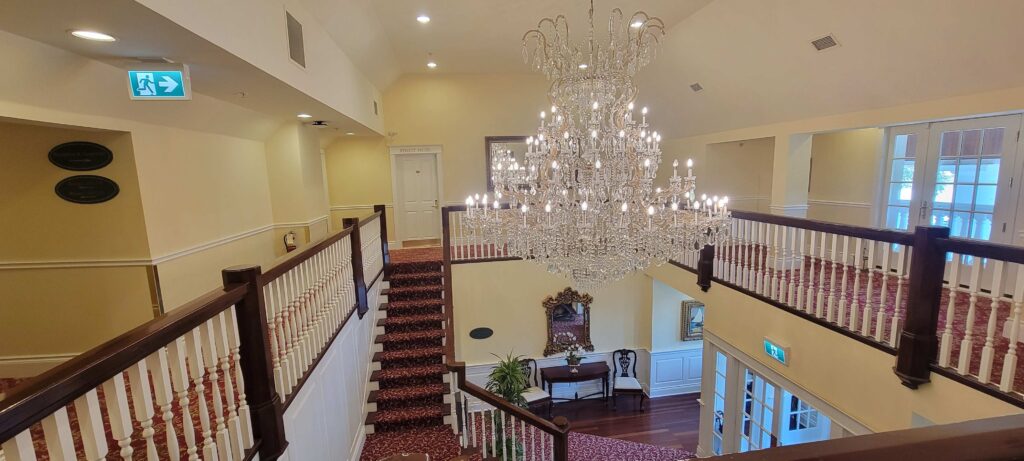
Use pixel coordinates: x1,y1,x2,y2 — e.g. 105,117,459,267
0,207,390,461
440,206,572,460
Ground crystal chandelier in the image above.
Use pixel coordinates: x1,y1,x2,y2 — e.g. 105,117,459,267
462,1,731,287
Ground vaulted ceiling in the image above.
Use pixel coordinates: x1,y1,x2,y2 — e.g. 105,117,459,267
307,0,1024,138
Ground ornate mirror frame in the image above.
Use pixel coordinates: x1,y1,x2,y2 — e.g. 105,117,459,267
485,135,529,191
542,287,595,356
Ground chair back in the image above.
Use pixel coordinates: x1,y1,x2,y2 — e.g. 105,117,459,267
612,349,638,378
520,358,540,387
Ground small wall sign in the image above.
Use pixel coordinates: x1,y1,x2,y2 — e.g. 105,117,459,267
763,338,789,366
55,175,120,204
48,142,113,171
127,66,191,100
469,327,494,340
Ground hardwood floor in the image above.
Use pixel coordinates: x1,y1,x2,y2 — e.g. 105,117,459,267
548,393,701,453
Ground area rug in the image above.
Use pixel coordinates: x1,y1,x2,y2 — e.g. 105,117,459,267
569,432,695,461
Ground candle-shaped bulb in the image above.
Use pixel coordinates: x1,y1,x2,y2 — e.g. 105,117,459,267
641,106,648,115
521,204,529,212
475,193,480,200
538,134,545,141
563,131,570,139
551,160,559,169
482,194,489,204
595,159,602,169
496,192,503,199
647,205,655,216
540,111,546,119
628,102,635,111
493,200,499,209
656,187,662,193
701,194,707,201
621,202,629,212
686,158,694,168
527,136,534,144
723,196,729,204
551,105,558,113
592,101,599,110
619,130,626,138
581,201,589,211
644,158,651,167
545,203,552,213
673,159,679,168
671,202,679,211
465,196,473,205
557,115,563,122
713,195,719,202
591,129,598,138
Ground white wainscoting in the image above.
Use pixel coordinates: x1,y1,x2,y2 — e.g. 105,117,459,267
278,282,382,461
648,345,703,397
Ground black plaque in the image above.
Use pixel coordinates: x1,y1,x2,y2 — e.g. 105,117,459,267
48,142,113,171
55,175,119,204
469,327,494,340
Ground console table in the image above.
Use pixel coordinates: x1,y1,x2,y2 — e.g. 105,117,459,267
540,362,610,402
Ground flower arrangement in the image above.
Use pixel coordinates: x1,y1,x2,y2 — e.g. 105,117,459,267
552,332,583,371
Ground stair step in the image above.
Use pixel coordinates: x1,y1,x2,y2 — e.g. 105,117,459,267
376,330,445,344
389,271,444,283
378,313,445,327
368,383,450,403
371,363,447,382
374,346,445,363
386,299,445,311
387,285,444,296
365,403,452,425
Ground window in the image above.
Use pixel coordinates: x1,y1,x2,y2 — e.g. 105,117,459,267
712,351,728,455
787,396,819,431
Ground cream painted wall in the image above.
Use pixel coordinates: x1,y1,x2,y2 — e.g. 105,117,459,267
324,136,396,239
646,264,1022,431
451,260,652,365
383,73,549,203
0,121,155,362
651,278,701,352
265,121,332,251
704,137,774,212
808,129,885,226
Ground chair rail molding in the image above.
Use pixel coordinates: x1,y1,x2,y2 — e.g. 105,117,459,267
0,353,82,378
807,199,872,209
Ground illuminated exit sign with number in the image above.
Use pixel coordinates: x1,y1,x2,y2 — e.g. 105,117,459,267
763,338,789,366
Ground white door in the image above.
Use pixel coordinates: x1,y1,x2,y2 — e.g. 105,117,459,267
396,153,440,241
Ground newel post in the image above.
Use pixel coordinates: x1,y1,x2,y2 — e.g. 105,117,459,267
552,416,571,461
343,217,369,318
697,244,715,292
222,265,288,459
894,226,950,389
374,204,392,276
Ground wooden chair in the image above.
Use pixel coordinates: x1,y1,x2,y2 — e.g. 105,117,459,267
611,349,648,411
519,358,553,417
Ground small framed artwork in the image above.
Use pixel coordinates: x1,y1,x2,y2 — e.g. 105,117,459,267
681,300,705,341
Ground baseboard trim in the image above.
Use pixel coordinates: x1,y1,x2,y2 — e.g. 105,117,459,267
350,423,367,461
650,384,700,398
0,353,79,377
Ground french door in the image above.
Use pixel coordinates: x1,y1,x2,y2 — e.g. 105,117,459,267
883,115,1023,244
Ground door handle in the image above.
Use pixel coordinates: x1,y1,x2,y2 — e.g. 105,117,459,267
434,199,439,208
919,200,929,220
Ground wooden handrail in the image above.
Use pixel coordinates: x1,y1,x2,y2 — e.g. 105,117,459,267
0,283,247,443
730,210,914,245
935,236,1024,264
711,413,1024,461
260,224,355,283
358,210,383,228
439,206,571,458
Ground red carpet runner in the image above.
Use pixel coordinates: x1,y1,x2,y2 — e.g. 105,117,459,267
360,247,468,461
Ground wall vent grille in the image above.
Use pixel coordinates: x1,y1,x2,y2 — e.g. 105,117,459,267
286,12,306,67
811,34,839,51
690,83,703,92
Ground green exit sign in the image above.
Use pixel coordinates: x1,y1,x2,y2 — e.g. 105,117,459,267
763,338,789,366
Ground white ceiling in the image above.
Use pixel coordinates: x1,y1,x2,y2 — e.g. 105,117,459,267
309,0,1024,138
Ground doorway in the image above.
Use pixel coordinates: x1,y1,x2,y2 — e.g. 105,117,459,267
390,145,442,246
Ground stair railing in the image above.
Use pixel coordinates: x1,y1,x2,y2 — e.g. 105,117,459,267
0,207,390,460
441,206,571,461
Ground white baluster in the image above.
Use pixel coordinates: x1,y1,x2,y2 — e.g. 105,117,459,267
101,373,135,461
214,311,245,458
201,319,233,461
278,277,299,394
875,245,892,342
785,226,796,305
41,407,76,461
1000,265,1024,392
228,306,256,448
938,255,961,367
815,233,828,318
979,260,1005,384
861,240,876,336
890,247,909,347
147,349,180,460
767,224,778,299
837,236,851,328
805,231,817,312
849,238,863,332
168,338,200,460
958,257,984,375
1,429,36,461
772,225,783,300
73,389,110,460
185,328,218,460
796,229,806,312
826,234,839,323
127,359,159,459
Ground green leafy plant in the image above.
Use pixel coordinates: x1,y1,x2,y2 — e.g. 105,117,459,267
485,352,529,408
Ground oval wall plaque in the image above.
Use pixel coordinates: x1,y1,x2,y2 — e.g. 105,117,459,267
469,327,494,340
48,142,113,171
55,175,120,204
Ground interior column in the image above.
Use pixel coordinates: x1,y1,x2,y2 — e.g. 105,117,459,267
769,133,813,217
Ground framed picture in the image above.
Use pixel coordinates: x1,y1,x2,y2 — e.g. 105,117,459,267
681,300,705,341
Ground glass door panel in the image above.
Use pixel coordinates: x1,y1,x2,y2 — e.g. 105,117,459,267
882,126,927,231
739,369,777,452
712,351,728,455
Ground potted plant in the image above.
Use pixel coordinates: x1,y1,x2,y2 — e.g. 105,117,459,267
552,332,583,372
485,352,527,460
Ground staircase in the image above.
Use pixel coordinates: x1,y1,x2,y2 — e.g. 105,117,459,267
361,248,470,461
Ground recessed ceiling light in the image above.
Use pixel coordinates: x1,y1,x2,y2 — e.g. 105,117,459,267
578,63,588,69
70,30,117,42
631,21,643,28
417,15,431,24
427,61,438,69
346,132,355,136
297,113,312,119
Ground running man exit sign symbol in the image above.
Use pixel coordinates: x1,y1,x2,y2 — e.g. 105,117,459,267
128,67,191,100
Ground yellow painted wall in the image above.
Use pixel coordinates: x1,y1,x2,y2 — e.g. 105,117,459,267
651,278,701,352
808,129,885,226
646,264,1022,430
324,136,396,239
0,121,155,362
451,260,652,365
704,137,774,212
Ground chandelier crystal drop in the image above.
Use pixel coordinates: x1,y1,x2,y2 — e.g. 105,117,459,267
463,1,731,287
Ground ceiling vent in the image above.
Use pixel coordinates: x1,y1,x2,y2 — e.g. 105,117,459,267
310,120,328,128
690,82,703,92
811,34,839,52
286,12,306,67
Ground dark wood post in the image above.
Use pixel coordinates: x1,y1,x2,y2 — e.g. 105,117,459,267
343,217,369,318
552,416,571,461
374,204,391,277
894,225,950,389
697,244,715,292
222,265,288,459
